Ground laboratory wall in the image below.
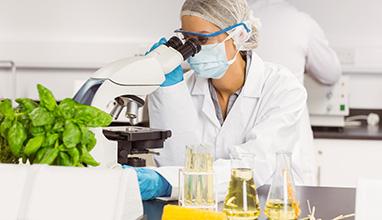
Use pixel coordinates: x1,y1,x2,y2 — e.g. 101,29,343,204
289,0,382,109
0,0,183,100
0,0,381,109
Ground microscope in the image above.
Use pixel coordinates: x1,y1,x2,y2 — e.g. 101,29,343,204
73,37,201,167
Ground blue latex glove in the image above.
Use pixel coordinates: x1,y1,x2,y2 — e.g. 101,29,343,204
146,37,184,87
122,165,172,200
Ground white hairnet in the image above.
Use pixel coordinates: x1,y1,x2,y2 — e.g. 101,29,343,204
181,0,260,50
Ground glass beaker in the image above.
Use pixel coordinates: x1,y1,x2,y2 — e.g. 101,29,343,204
223,153,260,219
179,144,216,210
264,152,301,220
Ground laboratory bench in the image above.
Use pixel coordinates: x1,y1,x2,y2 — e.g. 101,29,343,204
313,124,382,140
312,109,382,140
142,185,355,220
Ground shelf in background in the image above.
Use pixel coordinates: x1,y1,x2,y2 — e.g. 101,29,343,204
343,66,382,75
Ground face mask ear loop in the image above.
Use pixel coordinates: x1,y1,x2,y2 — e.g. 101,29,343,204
225,31,243,65
209,26,237,49
208,34,233,49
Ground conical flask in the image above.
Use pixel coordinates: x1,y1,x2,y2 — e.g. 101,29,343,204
264,152,300,220
223,153,260,219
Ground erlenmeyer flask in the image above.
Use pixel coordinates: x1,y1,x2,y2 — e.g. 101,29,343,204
264,152,301,220
223,153,260,219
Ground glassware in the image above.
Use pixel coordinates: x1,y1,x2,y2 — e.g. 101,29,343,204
179,144,216,210
223,153,260,219
264,152,301,220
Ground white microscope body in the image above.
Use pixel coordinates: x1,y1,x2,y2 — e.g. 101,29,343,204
74,37,200,168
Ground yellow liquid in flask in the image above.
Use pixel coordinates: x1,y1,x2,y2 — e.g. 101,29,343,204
223,168,260,219
264,199,301,220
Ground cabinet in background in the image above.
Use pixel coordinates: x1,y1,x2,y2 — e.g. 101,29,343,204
314,138,382,187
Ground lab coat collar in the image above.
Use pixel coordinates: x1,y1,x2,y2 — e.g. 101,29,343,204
241,51,266,98
191,51,266,98
191,74,208,96
191,76,221,128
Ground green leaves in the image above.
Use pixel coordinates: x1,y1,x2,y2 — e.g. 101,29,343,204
7,122,27,157
80,146,100,167
34,147,47,164
29,107,55,126
42,133,59,148
24,135,44,156
63,121,81,148
0,135,18,163
56,98,76,119
81,127,97,151
0,99,15,119
30,126,45,137
0,117,13,138
52,118,65,132
68,147,80,166
39,148,59,165
37,84,57,111
59,152,72,166
0,84,111,166
75,105,112,127
16,98,38,113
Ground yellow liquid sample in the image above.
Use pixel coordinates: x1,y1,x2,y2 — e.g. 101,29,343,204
183,147,214,207
264,199,301,220
184,173,215,206
223,168,260,219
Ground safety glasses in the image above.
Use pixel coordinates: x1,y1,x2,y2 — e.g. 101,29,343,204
175,22,250,45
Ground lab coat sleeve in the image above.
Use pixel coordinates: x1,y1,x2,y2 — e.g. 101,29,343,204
147,76,199,134
228,71,307,187
305,15,342,85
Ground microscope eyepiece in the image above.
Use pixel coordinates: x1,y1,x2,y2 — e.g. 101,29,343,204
177,38,201,61
165,36,184,50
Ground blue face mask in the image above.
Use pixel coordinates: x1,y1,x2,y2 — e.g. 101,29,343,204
187,37,238,79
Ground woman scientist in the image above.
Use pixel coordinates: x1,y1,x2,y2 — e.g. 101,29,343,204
126,0,315,201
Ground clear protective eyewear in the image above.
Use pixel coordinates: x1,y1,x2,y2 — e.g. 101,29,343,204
175,22,250,45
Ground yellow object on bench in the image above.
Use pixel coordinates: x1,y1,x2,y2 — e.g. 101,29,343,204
162,205,227,220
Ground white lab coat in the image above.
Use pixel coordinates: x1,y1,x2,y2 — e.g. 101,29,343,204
250,0,341,84
246,0,342,190
148,52,316,201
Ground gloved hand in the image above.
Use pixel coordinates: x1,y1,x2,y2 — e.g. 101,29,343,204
146,37,184,87
122,165,172,200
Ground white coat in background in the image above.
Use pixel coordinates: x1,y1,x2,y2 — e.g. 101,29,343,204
249,0,342,84
148,52,315,201
247,0,342,189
